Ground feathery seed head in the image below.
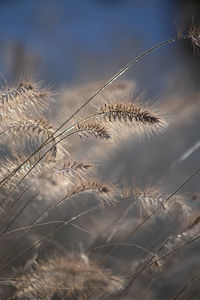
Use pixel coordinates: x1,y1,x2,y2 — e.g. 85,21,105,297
55,161,92,177
99,103,161,126
0,118,59,161
67,180,113,204
35,160,93,194
76,122,110,139
189,21,200,53
8,253,123,299
0,79,52,121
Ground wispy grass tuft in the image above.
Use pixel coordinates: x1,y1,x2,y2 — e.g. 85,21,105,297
8,253,123,300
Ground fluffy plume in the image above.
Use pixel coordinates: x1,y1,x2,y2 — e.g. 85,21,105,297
0,118,59,159
33,160,93,195
0,79,51,121
95,101,166,139
1,119,54,139
76,122,110,139
54,161,92,177
0,156,42,191
163,220,200,252
8,253,123,299
99,103,161,126
35,170,113,205
189,21,200,51
53,160,92,184
0,156,42,215
122,186,192,221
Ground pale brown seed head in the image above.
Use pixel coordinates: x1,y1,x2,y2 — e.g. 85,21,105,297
76,122,110,139
9,253,123,299
189,21,200,53
99,103,161,125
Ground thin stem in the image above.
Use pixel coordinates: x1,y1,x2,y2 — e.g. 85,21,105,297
0,179,104,264
0,34,190,188
0,186,33,236
0,126,92,211
91,242,158,259
0,221,90,239
97,234,200,300
171,271,200,300
0,111,103,206
0,202,108,271
98,165,200,264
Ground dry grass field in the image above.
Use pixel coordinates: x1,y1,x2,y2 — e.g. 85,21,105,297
0,13,199,300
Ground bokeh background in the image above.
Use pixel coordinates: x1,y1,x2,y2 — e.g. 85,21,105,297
0,0,199,93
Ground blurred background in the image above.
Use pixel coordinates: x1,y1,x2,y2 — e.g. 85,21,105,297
0,0,199,94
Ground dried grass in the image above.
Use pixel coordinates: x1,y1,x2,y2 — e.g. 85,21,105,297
0,24,199,300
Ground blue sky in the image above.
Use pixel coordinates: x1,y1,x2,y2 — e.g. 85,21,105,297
0,0,182,93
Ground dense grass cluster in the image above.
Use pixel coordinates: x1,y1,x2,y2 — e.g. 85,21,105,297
0,23,199,299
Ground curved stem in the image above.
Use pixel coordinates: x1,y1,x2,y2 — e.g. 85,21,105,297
0,34,190,188
98,165,200,264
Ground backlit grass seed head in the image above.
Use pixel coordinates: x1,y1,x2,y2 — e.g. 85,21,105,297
9,253,123,299
0,118,58,159
163,209,200,252
64,180,113,205
99,103,161,126
0,79,51,121
189,21,200,53
0,156,42,191
54,160,92,181
76,122,110,139
0,157,42,215
164,220,200,252
1,118,53,140
35,173,113,205
2,118,53,137
97,102,166,139
35,160,92,193
122,187,168,215
136,189,167,212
